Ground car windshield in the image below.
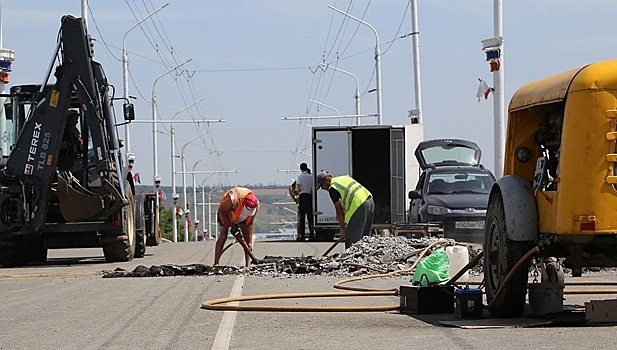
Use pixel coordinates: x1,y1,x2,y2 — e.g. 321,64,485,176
427,170,495,194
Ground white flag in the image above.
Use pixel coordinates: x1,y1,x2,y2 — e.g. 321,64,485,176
476,78,494,102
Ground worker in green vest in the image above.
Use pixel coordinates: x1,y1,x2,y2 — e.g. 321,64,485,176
315,171,374,248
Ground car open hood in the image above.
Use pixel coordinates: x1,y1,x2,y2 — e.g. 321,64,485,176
415,139,482,170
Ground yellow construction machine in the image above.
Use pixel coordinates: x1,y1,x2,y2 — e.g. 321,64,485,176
483,59,617,317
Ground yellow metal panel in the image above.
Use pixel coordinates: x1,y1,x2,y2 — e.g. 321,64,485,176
509,67,583,112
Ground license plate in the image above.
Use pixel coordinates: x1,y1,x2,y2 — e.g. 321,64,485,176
455,221,484,229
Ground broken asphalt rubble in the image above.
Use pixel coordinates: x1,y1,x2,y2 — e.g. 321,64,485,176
102,236,483,278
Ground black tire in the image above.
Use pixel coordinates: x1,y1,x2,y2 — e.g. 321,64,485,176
102,182,136,262
0,238,29,267
134,193,146,258
483,190,532,318
27,237,48,263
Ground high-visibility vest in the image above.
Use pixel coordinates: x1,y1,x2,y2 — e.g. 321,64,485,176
329,175,371,224
218,187,257,227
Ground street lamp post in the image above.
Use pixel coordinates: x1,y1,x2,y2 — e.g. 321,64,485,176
180,131,209,242
319,63,361,124
328,4,382,125
122,2,169,157
169,98,206,243
191,153,222,241
151,58,192,193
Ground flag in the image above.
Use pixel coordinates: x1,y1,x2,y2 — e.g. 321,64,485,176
159,190,166,201
176,207,184,216
133,172,141,184
476,78,494,102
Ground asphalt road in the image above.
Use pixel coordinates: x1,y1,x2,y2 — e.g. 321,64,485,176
2,239,617,350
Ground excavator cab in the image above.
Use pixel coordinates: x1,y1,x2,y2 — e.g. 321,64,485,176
484,59,617,317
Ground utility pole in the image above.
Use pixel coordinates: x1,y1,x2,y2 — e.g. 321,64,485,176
328,5,382,125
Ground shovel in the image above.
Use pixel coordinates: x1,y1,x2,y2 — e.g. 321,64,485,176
230,224,260,265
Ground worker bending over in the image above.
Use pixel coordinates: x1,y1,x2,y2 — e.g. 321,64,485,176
316,171,374,249
214,187,260,267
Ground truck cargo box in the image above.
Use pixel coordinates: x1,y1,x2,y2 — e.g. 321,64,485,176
312,124,424,239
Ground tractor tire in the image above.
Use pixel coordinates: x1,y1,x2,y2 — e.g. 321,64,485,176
134,193,147,258
484,190,532,318
27,237,48,263
102,182,136,262
0,238,29,267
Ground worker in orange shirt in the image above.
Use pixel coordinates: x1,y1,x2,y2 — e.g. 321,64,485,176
213,187,260,267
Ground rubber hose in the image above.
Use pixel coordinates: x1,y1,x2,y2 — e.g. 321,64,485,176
201,239,449,312
201,290,399,312
486,246,538,310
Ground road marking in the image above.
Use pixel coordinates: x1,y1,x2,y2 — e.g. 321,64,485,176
212,275,245,350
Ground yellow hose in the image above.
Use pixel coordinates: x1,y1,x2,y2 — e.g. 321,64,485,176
202,291,399,312
201,239,449,312
203,237,617,313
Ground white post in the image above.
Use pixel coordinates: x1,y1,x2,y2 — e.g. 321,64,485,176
123,3,168,160
81,0,88,29
180,132,210,240
410,0,423,124
201,184,206,238
493,0,505,179
192,172,197,241
181,155,188,242
208,192,213,240
328,5,382,125
170,127,177,242
151,59,191,192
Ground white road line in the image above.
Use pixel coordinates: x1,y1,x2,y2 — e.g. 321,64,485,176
211,275,245,350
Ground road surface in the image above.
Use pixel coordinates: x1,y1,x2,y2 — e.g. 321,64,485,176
1,240,617,350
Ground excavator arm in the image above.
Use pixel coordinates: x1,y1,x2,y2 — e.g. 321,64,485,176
0,15,124,235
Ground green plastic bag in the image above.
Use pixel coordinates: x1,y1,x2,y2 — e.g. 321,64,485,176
411,248,450,286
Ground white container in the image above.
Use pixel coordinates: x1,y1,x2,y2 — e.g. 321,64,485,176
528,283,564,315
446,245,470,282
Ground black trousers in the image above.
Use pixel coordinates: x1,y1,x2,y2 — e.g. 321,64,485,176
298,193,315,237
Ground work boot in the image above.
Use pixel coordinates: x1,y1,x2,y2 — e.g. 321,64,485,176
295,235,305,242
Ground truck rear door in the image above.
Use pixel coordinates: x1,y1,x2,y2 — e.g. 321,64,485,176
313,127,350,226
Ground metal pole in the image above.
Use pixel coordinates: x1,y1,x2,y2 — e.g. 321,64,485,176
190,153,221,240
81,0,88,29
123,3,168,160
328,5,382,125
493,0,505,179
180,131,210,240
170,127,177,242
192,172,197,241
201,184,206,238
310,99,341,117
169,98,204,243
181,154,188,242
319,63,361,125
151,59,191,192
410,0,423,124
208,192,213,240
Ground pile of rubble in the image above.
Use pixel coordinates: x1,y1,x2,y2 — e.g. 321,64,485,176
102,236,483,279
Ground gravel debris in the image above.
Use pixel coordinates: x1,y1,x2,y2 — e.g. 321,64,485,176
102,236,483,279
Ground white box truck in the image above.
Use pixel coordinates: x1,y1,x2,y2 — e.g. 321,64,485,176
312,124,424,240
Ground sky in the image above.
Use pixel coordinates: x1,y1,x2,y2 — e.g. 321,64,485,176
2,0,616,189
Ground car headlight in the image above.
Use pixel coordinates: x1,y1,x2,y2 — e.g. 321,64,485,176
427,205,451,215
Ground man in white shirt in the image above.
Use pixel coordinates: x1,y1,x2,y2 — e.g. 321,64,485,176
296,163,315,241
